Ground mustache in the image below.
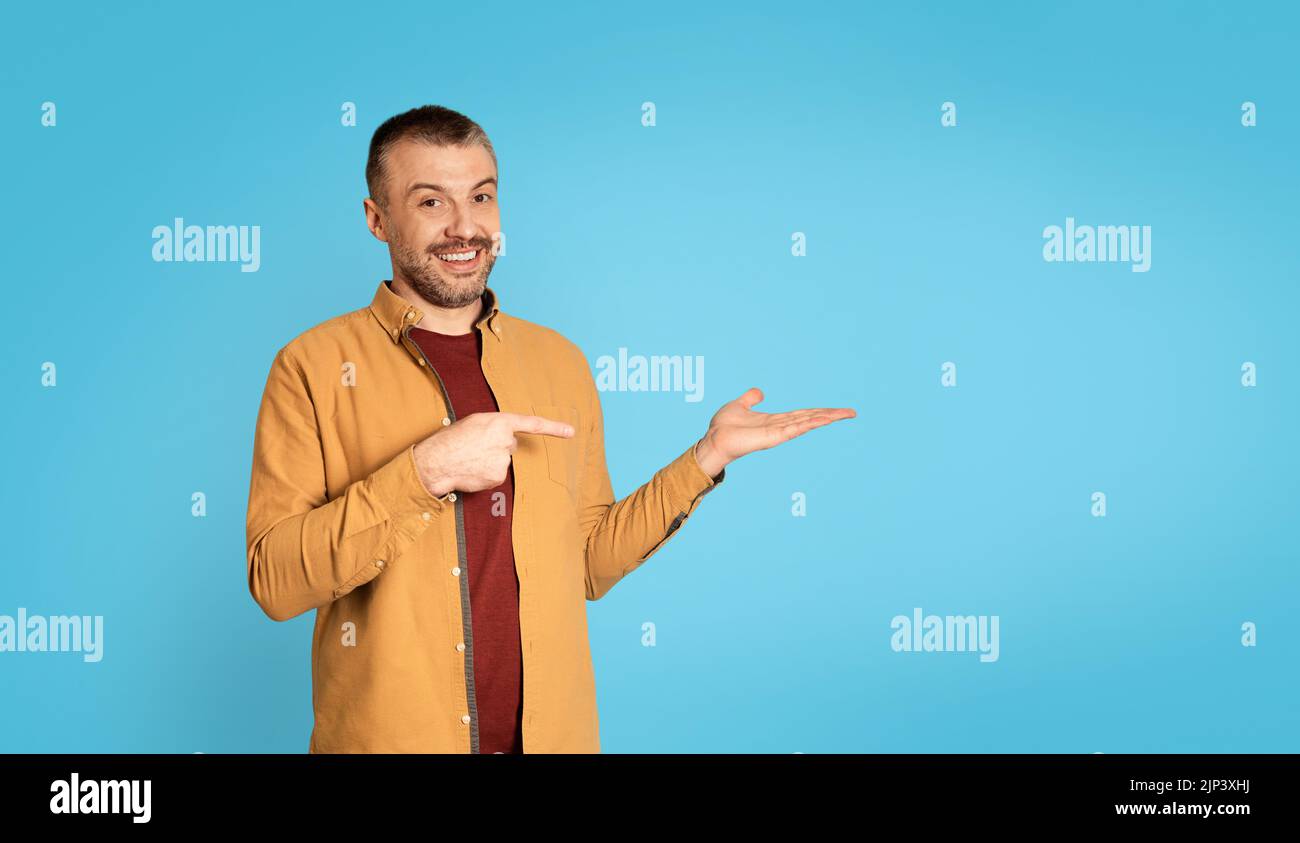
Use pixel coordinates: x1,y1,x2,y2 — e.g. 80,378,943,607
426,239,493,254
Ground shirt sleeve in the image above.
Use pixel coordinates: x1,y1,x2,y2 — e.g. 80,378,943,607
574,352,726,601
245,346,450,621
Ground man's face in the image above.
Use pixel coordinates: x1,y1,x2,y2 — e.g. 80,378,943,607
366,140,500,309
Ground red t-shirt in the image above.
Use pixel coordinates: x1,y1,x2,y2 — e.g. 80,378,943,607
409,325,523,754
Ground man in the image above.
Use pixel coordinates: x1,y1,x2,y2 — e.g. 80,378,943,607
245,105,855,754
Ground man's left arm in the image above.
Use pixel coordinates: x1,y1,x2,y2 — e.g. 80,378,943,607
574,364,724,601
573,359,855,601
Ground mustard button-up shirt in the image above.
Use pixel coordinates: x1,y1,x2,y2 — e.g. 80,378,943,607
245,280,724,753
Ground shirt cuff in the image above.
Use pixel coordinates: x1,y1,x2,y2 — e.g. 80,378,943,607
663,441,725,513
364,443,450,530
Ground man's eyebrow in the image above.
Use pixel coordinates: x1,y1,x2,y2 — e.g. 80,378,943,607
406,177,498,195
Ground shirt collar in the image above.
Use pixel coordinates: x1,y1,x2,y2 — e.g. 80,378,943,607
370,279,503,343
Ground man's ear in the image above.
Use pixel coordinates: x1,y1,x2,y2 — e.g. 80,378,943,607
363,197,389,243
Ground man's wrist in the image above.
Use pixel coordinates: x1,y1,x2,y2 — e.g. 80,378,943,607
413,440,456,497
426,477,455,497
692,435,727,479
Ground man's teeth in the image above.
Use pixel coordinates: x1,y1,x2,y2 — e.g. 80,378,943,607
437,250,477,261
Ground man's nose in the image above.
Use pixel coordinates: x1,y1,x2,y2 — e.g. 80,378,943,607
446,205,478,243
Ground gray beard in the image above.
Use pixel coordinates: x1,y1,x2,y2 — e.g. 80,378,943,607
391,231,494,309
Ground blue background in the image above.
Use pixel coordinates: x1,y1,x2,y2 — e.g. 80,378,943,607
1,0,1295,752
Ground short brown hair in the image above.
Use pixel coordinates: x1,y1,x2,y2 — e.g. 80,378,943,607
365,105,497,211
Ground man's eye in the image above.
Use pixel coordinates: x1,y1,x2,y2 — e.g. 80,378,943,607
421,198,440,208
475,194,494,203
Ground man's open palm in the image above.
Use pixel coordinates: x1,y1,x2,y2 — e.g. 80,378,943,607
694,387,856,476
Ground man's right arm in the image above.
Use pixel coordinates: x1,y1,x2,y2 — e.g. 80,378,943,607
245,346,447,622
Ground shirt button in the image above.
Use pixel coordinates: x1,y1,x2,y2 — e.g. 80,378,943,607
441,417,451,426
375,559,386,570
421,512,431,521
455,643,465,652
447,492,457,502
461,714,471,725
452,566,461,577
417,358,426,366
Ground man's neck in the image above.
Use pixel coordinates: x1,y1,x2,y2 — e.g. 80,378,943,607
390,276,483,336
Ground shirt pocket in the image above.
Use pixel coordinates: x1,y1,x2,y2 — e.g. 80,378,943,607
534,403,580,495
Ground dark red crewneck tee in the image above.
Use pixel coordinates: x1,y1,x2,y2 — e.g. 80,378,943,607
409,324,523,755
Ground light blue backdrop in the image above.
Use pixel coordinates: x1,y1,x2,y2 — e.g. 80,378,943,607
1,0,1296,752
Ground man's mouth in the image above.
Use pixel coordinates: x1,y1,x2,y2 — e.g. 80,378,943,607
434,247,485,272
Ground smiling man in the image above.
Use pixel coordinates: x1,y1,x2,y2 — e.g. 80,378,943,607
245,104,855,754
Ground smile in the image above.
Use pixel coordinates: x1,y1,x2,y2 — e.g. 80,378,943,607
435,248,484,271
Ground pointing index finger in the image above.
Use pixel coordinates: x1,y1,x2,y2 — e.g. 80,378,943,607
505,412,575,438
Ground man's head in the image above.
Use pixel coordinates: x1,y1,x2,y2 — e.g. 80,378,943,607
363,105,500,310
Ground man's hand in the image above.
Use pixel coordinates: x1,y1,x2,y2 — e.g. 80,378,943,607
412,412,575,497
692,387,856,478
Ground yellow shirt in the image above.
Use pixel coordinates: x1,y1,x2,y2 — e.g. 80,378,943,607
245,280,725,752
